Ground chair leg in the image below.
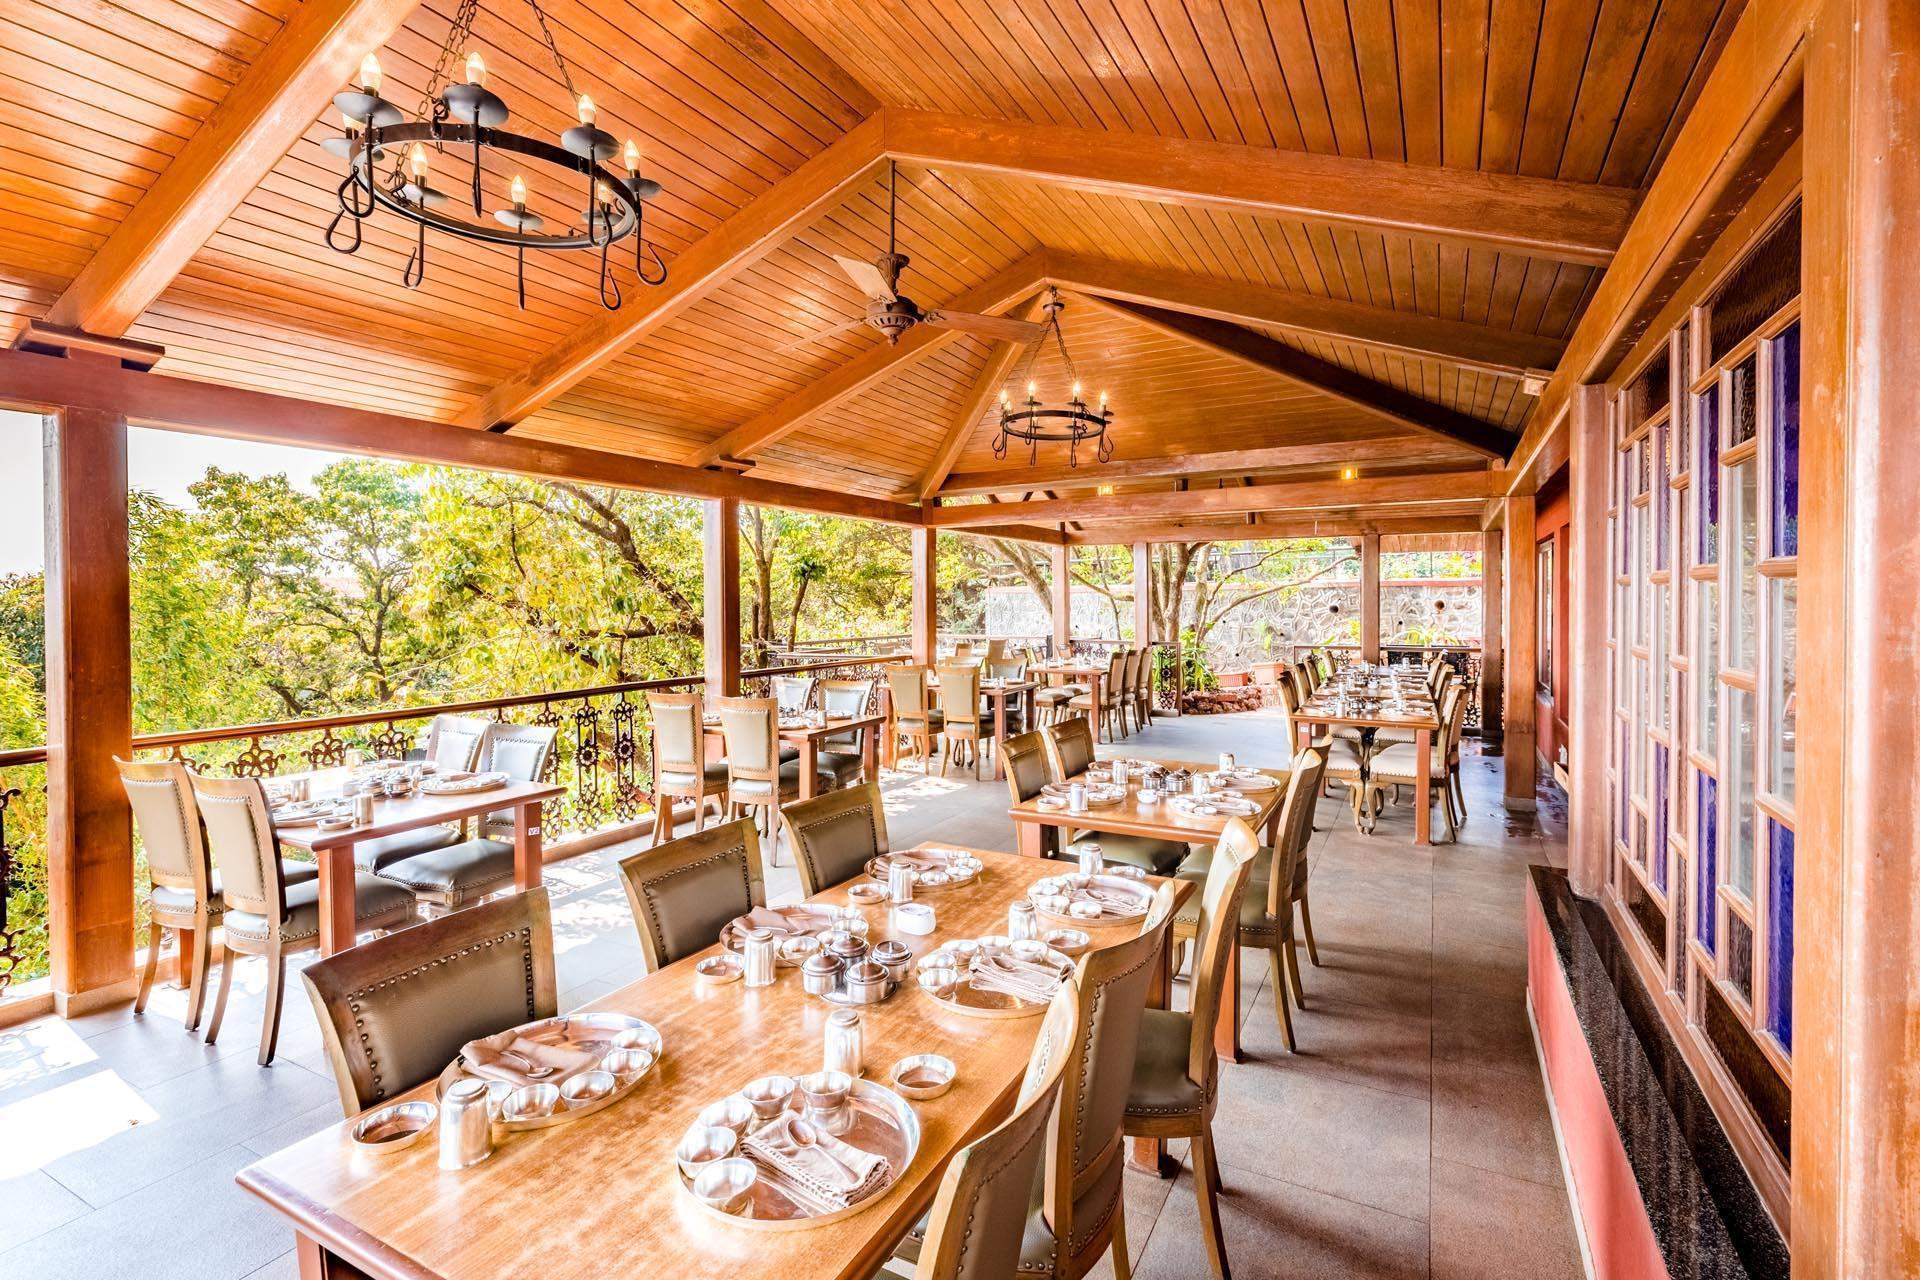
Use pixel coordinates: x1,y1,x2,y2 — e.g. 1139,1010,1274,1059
1192,1124,1232,1280
1287,935,1307,1006
1110,1189,1133,1280
1267,946,1296,1052
204,947,236,1045
134,921,161,1014
258,952,287,1066
1440,783,1458,842
185,923,213,1031
1297,895,1321,966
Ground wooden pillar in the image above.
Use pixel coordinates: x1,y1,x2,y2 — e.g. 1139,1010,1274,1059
1049,543,1070,658
1130,542,1151,646
1567,387,1611,897
1360,531,1381,661
1481,526,1505,739
702,498,740,697
1501,495,1538,811
910,526,937,664
43,405,134,1015
1796,0,1920,1269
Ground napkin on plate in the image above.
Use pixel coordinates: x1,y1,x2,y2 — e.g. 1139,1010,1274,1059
733,905,832,938
459,1028,599,1087
742,1112,891,1214
967,951,1065,1004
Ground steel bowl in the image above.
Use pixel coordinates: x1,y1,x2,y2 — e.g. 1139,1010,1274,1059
559,1069,616,1107
890,1054,956,1101
698,1095,755,1137
502,1082,560,1121
691,1157,758,1215
741,1074,797,1120
676,1124,738,1178
600,1047,655,1084
350,1100,437,1151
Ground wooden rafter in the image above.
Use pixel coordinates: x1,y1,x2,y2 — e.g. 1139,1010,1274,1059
43,0,421,338
1078,296,1521,460
884,109,1636,266
912,293,1048,498
461,114,889,432
689,253,1046,465
936,438,1470,497
1046,255,1566,380
921,470,1501,528
1063,512,1489,545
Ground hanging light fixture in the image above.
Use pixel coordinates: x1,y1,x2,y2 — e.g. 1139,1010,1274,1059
992,288,1114,467
324,0,666,310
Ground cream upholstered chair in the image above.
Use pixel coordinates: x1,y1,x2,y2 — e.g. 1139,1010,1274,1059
887,665,942,773
1371,684,1470,841
353,712,490,873
421,713,489,773
1125,820,1261,1279
934,663,991,779
646,691,727,844
191,773,414,1065
715,696,804,860
302,887,557,1116
116,757,318,1031
1067,650,1126,739
815,677,875,788
781,782,889,898
616,818,766,972
772,675,816,716
1120,648,1145,737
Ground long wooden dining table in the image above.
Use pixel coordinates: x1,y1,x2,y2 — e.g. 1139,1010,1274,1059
236,846,1193,1280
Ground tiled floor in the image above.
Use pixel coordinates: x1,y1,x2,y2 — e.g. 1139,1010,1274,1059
0,709,1582,1280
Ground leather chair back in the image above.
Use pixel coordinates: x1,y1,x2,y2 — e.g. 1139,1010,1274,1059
819,678,874,750
1265,743,1329,919
479,722,557,840
1102,648,1125,700
781,783,889,898
302,888,558,1115
190,773,284,920
425,715,490,773
716,697,781,784
988,657,1026,682
933,664,980,731
1186,820,1261,1086
1120,647,1141,701
888,665,932,720
617,818,766,971
773,676,815,716
1002,731,1051,804
914,978,1081,1280
1042,716,1095,782
648,691,705,778
115,757,209,901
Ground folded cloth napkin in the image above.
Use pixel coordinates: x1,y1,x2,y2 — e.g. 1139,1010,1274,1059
968,952,1066,1004
734,905,834,939
886,850,952,872
1081,885,1149,918
459,1027,600,1087
742,1112,891,1214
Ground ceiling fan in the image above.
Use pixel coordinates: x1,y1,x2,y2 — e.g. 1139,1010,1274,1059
791,161,1045,350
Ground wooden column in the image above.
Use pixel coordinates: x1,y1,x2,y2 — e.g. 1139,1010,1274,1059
1360,531,1382,661
1049,543,1071,657
1130,542,1151,646
1501,495,1538,811
1796,0,1920,1270
43,405,135,1015
702,499,741,697
1566,387,1611,897
910,526,937,664
1481,526,1505,740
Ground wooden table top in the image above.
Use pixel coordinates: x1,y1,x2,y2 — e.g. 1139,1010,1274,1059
925,678,1036,695
703,713,886,742
1030,663,1106,679
1007,757,1289,842
1292,698,1441,732
236,847,1188,1280
271,774,562,853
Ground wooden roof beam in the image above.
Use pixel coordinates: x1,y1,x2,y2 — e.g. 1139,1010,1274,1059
912,294,1049,498
935,438,1469,497
42,0,421,339
1046,254,1566,381
689,254,1047,466
1063,512,1489,544
1079,296,1520,459
884,109,1635,267
921,470,1502,528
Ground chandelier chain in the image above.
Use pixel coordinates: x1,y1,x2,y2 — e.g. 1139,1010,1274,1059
419,0,483,124
527,0,581,101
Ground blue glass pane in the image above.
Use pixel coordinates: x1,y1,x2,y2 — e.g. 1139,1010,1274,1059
1771,322,1801,558
1697,392,1720,563
1652,743,1670,893
1768,820,1796,1050
1696,771,1718,952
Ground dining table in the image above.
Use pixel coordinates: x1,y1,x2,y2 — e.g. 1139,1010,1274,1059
1028,661,1111,741
268,767,562,957
1289,678,1442,845
704,712,886,800
923,675,1037,780
1007,755,1290,1062
235,847,1194,1280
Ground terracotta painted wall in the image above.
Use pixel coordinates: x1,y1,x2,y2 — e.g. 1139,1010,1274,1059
1535,467,1573,774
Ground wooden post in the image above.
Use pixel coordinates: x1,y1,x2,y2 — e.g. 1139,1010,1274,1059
1360,531,1381,661
1501,495,1538,810
702,498,741,697
1049,543,1071,658
1796,1,1920,1270
1131,541,1151,646
1567,387,1611,897
43,404,135,1015
1481,525,1505,740
910,526,937,664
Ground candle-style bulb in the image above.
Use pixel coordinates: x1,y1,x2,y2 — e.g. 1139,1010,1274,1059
465,50,487,86
357,52,382,94
1098,389,1108,409
595,180,613,205
1027,379,1037,399
577,93,596,125
1000,389,1010,408
1071,380,1082,401
408,142,429,179
623,138,641,174
509,174,527,207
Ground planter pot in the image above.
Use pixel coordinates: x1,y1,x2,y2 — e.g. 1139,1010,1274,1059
1251,661,1285,683
1216,670,1252,688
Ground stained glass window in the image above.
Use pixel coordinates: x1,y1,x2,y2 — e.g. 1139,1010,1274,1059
1766,820,1795,1049
1770,323,1801,558
1696,771,1718,952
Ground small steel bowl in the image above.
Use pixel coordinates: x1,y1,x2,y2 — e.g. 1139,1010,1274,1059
1009,939,1049,964
350,1100,437,1151
844,960,892,1004
801,951,845,997
502,1082,560,1122
892,902,937,935
946,938,982,964
696,954,744,984
676,1124,737,1178
846,881,888,904
613,1024,664,1057
779,934,821,965
600,1047,654,1084
1044,928,1091,956
691,1157,758,1215
559,1070,616,1107
482,1079,515,1117
798,1069,853,1111
977,935,1012,955
742,1074,797,1120
698,1095,755,1136
890,1054,955,1100
918,965,963,996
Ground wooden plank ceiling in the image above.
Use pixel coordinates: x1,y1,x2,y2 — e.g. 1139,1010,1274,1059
1,0,1743,538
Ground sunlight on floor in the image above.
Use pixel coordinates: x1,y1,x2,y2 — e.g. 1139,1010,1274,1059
0,1070,158,1178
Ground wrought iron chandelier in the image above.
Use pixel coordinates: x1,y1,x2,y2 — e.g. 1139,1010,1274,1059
324,0,666,310
993,289,1114,467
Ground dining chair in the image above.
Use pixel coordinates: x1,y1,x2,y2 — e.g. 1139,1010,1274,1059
1370,685,1469,841
646,691,727,845
1117,648,1143,737
817,677,876,787
374,722,558,914
1066,650,1125,740
984,637,1008,663
1132,647,1154,732
1040,715,1184,874
191,772,415,1065
715,696,804,861
780,782,889,898
933,663,991,779
1124,819,1261,1279
887,665,942,773
951,641,974,661
1002,731,1063,859
117,757,316,1031
772,675,816,716
1040,716,1095,783
302,887,558,1116
420,713,490,774
354,714,494,873
616,817,767,971
891,978,1082,1280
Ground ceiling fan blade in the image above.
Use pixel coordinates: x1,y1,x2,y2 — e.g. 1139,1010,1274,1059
924,310,1046,343
832,254,897,303
776,316,869,353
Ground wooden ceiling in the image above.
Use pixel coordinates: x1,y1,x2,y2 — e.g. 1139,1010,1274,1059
1,0,1743,539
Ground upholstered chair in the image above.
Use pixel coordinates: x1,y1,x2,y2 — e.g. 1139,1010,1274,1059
933,663,991,779
1124,820,1261,1278
421,714,489,773
814,677,875,788
1115,648,1142,737
1002,731,1062,859
646,691,727,845
302,887,558,1116
1066,650,1126,740
616,818,766,972
1040,716,1095,784
1370,685,1469,841
887,665,942,773
1131,647,1154,732
780,782,889,898
352,712,490,873
773,675,816,716
191,773,414,1065
715,696,804,861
